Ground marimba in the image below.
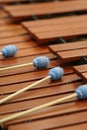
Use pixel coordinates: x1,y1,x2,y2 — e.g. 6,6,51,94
0,0,87,130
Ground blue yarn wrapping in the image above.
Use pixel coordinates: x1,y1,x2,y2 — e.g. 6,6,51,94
33,56,50,69
48,67,64,81
2,45,17,58
75,84,87,99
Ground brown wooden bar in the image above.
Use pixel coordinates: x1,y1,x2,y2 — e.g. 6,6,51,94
49,40,87,53
4,0,87,21
49,40,87,62
73,65,87,82
22,15,87,43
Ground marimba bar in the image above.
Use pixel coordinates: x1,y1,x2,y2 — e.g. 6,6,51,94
73,65,87,82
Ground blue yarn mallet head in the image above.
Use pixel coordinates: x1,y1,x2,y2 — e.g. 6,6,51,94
75,84,87,100
48,67,64,81
33,56,50,69
2,45,18,58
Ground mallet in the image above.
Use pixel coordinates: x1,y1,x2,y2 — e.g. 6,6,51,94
0,67,64,105
0,56,49,71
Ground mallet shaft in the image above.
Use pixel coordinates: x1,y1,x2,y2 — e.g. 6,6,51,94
0,76,51,104
0,63,33,71
0,52,2,55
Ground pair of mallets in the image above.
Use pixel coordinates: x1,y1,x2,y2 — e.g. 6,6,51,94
0,79,87,129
